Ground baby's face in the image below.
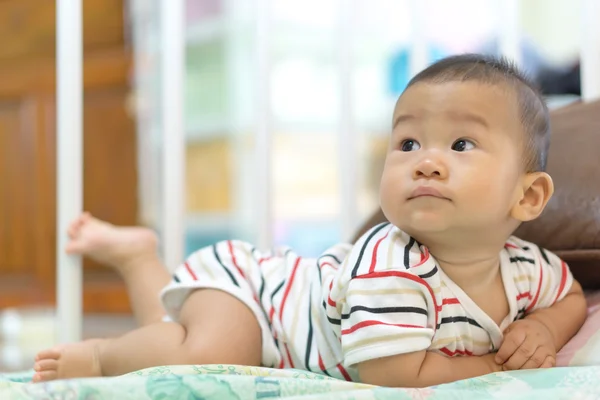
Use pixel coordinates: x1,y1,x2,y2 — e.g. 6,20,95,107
380,81,526,239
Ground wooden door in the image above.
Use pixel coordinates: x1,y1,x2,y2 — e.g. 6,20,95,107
0,0,137,314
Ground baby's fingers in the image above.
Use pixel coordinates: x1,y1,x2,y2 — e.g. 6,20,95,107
502,337,538,371
519,348,554,370
495,329,526,364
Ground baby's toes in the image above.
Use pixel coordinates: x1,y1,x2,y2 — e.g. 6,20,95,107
33,370,58,382
35,347,62,362
34,358,59,373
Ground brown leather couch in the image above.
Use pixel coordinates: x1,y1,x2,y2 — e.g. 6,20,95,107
353,100,600,289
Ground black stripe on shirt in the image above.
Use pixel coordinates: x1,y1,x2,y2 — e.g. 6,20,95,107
418,265,438,279
269,279,286,349
257,273,272,329
320,253,343,264
316,260,323,284
212,244,240,286
342,305,428,319
351,223,390,278
403,237,416,269
537,245,550,264
172,273,181,283
513,307,527,322
509,256,535,264
304,287,314,371
327,315,341,325
437,316,482,329
270,279,285,301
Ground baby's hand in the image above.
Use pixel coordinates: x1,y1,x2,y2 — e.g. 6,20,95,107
494,319,556,371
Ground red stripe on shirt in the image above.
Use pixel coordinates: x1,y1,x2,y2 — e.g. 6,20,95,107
318,353,326,372
355,271,439,327
434,297,460,312
441,297,459,306
526,259,544,313
258,256,271,265
227,241,246,279
279,257,301,322
336,363,352,381
341,319,424,335
184,262,198,280
440,347,473,357
268,307,275,324
553,261,569,303
320,261,336,270
516,292,531,301
414,247,430,267
283,343,295,368
368,229,391,273
505,243,519,249
327,281,336,307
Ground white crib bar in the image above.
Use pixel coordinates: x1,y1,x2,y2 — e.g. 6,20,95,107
497,0,521,65
160,0,186,271
56,0,83,343
338,0,358,241
255,0,274,251
581,0,600,102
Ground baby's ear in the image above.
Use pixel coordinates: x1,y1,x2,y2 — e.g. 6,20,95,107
511,172,554,222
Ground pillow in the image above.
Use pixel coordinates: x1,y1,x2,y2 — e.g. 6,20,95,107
557,291,600,366
514,100,600,289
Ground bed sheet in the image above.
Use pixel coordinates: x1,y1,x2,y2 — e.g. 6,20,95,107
2,293,600,399
1,364,599,399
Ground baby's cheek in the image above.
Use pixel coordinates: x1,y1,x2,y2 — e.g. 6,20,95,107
379,175,403,220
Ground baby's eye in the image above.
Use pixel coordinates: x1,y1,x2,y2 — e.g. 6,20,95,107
400,139,421,152
451,139,475,152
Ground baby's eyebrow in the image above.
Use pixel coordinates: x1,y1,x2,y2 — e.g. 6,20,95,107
392,114,415,129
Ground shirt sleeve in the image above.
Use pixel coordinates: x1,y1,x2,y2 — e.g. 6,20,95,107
340,270,437,368
523,245,574,313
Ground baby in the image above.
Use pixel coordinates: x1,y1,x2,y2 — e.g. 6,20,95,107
33,54,586,388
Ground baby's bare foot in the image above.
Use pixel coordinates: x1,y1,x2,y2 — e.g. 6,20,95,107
32,339,105,382
66,213,158,275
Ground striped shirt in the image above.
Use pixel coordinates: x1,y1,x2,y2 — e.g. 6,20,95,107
161,222,572,382
324,223,573,370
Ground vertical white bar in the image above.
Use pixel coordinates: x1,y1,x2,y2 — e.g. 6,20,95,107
160,0,186,270
581,0,600,101
338,0,357,241
56,0,83,343
255,0,273,251
409,0,429,78
497,0,521,65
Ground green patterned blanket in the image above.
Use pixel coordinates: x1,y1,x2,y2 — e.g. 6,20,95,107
1,364,599,399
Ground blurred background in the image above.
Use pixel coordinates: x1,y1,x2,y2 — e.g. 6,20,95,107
0,0,592,371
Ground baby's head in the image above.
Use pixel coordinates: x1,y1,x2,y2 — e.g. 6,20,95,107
380,54,553,246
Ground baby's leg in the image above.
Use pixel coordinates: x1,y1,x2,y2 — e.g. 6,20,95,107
66,213,170,325
33,289,262,381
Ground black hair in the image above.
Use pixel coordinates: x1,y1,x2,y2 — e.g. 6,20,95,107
404,53,550,172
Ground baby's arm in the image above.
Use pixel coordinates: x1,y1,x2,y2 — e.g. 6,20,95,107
358,350,501,388
525,279,586,350
496,245,586,370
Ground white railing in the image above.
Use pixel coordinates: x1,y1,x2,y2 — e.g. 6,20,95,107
255,0,274,251
56,0,83,343
55,0,598,342
160,0,186,271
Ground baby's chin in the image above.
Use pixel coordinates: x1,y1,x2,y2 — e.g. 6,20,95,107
394,212,453,237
